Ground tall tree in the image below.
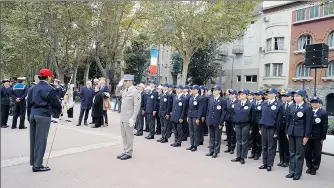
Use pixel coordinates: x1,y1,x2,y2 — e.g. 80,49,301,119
123,34,150,84
187,42,221,85
144,1,258,84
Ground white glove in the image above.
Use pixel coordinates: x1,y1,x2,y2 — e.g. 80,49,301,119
129,118,135,127
117,79,124,87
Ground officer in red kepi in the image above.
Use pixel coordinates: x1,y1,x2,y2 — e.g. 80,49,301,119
27,68,62,172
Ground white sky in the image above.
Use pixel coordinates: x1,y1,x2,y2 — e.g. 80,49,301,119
263,1,292,8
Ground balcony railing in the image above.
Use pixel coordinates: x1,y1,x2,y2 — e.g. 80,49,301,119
232,45,244,54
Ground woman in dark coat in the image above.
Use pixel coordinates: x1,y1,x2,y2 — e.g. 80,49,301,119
91,86,104,128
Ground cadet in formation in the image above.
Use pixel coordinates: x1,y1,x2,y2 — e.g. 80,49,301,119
1,79,11,128
11,77,28,129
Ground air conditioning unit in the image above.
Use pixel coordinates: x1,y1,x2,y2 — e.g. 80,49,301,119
263,16,269,22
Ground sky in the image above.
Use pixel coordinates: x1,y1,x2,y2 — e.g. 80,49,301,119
262,1,292,8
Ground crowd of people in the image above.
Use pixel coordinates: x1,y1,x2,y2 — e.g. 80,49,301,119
126,81,329,181
0,73,330,179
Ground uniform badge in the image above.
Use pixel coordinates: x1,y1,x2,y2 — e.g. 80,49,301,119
315,118,321,123
257,106,261,110
271,106,276,110
163,98,167,102
244,106,249,110
158,97,160,99
178,102,182,106
151,95,154,99
297,112,303,118
232,104,234,108
217,105,221,110
193,101,198,105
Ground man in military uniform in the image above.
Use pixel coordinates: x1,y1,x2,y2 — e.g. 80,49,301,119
1,79,11,128
115,75,141,160
157,84,172,143
249,90,263,160
182,85,191,141
11,77,28,129
224,90,238,154
145,82,158,139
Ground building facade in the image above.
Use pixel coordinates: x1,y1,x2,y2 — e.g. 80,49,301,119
288,1,334,115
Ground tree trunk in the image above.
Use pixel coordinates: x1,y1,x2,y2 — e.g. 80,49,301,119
73,63,79,87
94,55,109,85
84,61,91,84
180,56,190,85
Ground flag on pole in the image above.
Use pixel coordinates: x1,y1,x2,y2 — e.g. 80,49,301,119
150,49,158,74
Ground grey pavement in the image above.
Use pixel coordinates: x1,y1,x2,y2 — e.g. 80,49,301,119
1,104,334,188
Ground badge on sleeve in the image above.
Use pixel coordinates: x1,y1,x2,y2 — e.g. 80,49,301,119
178,102,182,106
232,104,234,108
217,105,221,110
193,101,198,105
244,106,249,110
315,118,321,123
163,98,167,102
271,106,277,110
151,95,154,99
297,112,303,118
257,106,261,110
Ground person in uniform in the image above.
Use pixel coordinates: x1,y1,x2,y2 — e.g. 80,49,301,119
51,79,64,123
182,85,191,141
143,86,151,132
155,85,162,135
11,77,28,129
170,85,187,147
258,88,283,171
249,90,263,160
285,90,312,180
186,85,204,152
305,97,328,175
157,84,172,143
278,91,293,168
134,83,146,136
200,85,208,143
1,79,11,128
115,75,141,160
167,84,175,139
145,82,158,139
91,85,104,128
247,92,255,104
224,90,238,154
76,81,94,126
27,69,62,172
205,85,227,158
231,89,255,164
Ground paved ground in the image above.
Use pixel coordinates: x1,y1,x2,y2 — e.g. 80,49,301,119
1,104,334,188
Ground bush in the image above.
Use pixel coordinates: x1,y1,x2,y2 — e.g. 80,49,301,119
328,119,334,135
75,96,81,103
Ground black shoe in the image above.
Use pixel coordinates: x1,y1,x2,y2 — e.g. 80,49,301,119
231,158,241,162
224,149,231,153
186,146,194,150
76,124,81,126
91,125,99,128
1,125,8,128
306,169,311,174
230,150,234,154
182,138,187,141
155,132,161,135
267,166,272,172
206,152,213,156
285,174,294,178
281,162,289,167
89,122,95,124
191,146,197,152
117,153,125,159
161,139,168,143
277,162,283,167
32,166,50,172
254,155,259,160
223,139,228,141
240,159,245,164
170,143,176,146
212,154,218,158
135,133,143,136
293,176,300,180
172,143,181,147
84,122,88,126
120,154,132,160
310,171,316,175
19,126,27,129
259,165,267,169
157,138,163,142
248,155,255,159
11,127,17,129
146,136,154,139
199,141,203,145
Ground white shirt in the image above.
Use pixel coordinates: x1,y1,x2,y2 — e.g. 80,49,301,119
256,100,262,105
177,94,182,100
240,100,247,106
194,94,199,98
267,99,275,104
313,108,319,114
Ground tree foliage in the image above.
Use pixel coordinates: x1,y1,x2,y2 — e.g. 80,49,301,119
143,1,259,84
123,34,150,84
171,52,183,75
187,42,221,85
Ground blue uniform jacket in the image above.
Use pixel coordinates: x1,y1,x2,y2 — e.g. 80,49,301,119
171,94,187,123
206,96,227,127
159,92,172,116
11,83,28,102
145,90,158,114
140,91,147,111
55,86,64,100
254,100,263,125
233,100,255,127
1,86,11,105
311,108,328,140
188,94,204,120
201,94,208,118
286,102,312,137
80,86,94,109
183,93,191,116
225,98,238,122
259,100,283,133
27,81,62,117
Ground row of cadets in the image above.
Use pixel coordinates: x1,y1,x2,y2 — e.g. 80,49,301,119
1,79,12,128
205,85,227,158
157,83,172,143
